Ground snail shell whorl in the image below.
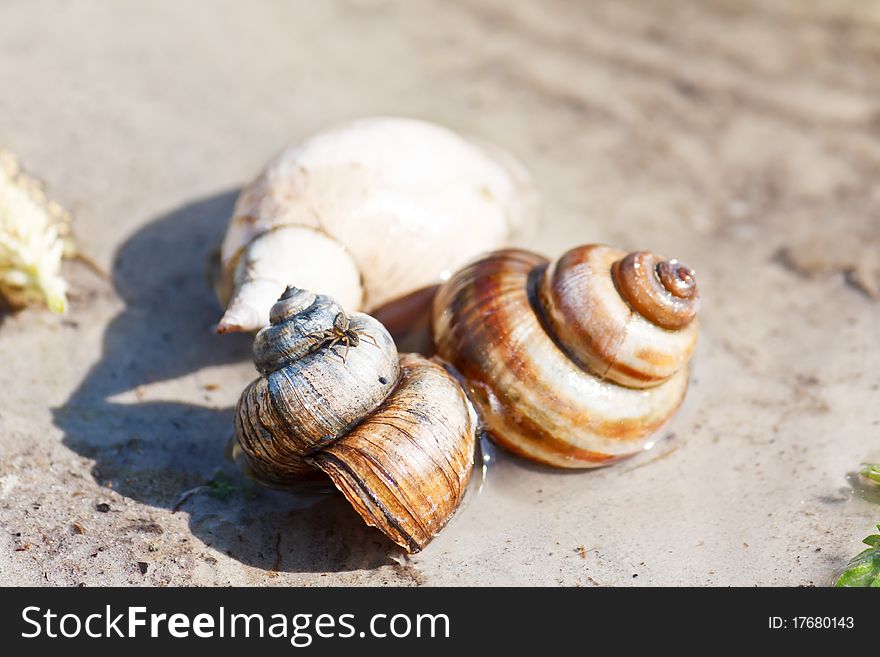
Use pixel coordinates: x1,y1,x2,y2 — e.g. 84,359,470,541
308,353,476,553
611,251,698,330
540,245,699,388
432,245,699,469
234,287,476,552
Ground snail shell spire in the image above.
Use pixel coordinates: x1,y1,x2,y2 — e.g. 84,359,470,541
539,245,699,388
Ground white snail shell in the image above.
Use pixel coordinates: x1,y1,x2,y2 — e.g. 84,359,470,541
217,117,539,334
235,286,478,553
432,245,700,469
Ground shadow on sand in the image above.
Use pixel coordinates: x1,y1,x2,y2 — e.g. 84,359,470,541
53,191,400,573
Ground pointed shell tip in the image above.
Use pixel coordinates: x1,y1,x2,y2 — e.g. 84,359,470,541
216,305,262,334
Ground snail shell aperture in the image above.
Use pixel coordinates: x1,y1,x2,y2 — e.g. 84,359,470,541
216,117,539,334
235,286,477,553
432,244,700,468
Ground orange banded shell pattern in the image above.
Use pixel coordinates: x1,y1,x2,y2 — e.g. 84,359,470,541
432,245,699,468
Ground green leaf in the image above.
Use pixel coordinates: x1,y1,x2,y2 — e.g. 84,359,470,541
834,534,880,587
861,464,880,484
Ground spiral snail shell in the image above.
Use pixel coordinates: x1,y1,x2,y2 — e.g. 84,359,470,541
235,286,477,553
216,117,538,334
432,244,699,468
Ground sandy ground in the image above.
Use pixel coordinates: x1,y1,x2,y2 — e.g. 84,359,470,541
1,0,879,586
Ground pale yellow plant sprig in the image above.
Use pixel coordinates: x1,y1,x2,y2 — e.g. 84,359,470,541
0,150,74,313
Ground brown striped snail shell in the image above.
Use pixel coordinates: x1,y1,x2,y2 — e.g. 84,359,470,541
235,286,477,553
432,245,699,469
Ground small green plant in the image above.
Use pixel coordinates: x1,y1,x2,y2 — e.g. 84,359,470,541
834,525,880,587
861,463,880,485
206,472,238,501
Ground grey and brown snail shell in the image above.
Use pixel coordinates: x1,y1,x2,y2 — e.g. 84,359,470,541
432,244,700,468
234,286,477,553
